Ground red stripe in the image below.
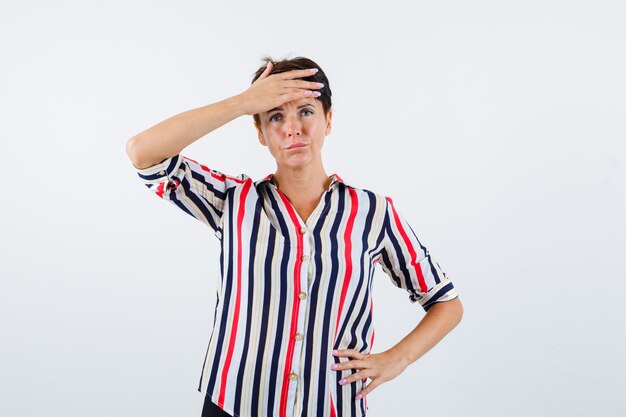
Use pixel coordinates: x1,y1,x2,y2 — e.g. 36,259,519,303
155,182,165,198
275,189,304,417
334,188,358,339
332,173,344,183
385,197,428,292
330,387,337,417
217,179,252,406
182,155,246,183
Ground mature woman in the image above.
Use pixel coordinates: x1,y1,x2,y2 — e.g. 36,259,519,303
126,56,463,417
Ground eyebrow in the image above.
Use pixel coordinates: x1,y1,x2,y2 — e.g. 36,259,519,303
266,103,315,115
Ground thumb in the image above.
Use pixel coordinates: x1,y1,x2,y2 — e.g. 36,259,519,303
259,61,273,79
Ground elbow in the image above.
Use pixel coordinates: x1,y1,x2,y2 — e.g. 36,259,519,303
427,297,463,329
126,136,151,169
453,297,463,327
125,136,140,166
125,135,171,170
438,297,463,329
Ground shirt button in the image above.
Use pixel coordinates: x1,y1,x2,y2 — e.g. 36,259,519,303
301,255,309,261
158,170,165,176
298,292,307,300
299,227,307,234
294,332,303,341
289,372,298,380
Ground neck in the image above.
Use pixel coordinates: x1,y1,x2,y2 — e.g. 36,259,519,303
271,163,332,197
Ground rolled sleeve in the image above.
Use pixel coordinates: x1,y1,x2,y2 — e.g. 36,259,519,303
133,154,249,235
134,155,185,186
378,196,458,311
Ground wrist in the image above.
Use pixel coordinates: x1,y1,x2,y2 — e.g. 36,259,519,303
227,93,250,117
387,345,415,368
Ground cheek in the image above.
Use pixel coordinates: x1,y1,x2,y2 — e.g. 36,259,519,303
264,137,282,156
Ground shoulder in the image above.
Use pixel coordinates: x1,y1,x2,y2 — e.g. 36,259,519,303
341,182,391,210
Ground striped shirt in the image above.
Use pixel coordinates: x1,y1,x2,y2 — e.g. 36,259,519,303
134,154,458,417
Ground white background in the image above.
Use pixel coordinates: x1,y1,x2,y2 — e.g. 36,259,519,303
1,1,625,416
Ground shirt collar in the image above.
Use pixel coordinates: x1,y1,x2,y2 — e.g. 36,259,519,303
255,173,346,191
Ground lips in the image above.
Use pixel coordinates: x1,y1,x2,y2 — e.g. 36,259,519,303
287,143,307,150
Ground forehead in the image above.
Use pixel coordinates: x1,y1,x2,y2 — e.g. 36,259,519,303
264,97,321,115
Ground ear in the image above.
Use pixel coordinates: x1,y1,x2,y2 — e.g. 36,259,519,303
325,109,333,136
255,120,267,146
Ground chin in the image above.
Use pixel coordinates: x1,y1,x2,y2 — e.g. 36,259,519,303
283,150,311,160
282,156,313,169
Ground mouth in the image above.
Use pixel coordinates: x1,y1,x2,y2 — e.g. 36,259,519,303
286,143,308,150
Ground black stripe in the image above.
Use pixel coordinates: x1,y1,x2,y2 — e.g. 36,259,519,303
379,249,402,287
324,186,345,416
334,191,377,417
266,187,292,416
233,197,262,416
206,187,237,393
301,189,334,416
189,166,228,204
135,155,179,181
168,174,220,231
406,222,442,285
422,282,456,311
333,193,375,350
251,210,277,415
383,202,419,296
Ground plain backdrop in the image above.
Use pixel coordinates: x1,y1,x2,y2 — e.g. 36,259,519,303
1,1,625,416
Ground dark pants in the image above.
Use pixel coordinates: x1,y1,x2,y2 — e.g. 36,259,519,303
201,395,233,417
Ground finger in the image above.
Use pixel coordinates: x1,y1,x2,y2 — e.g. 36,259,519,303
339,370,369,385
356,379,381,400
287,87,322,98
333,349,366,359
330,359,368,372
280,90,320,103
274,67,319,80
281,80,324,91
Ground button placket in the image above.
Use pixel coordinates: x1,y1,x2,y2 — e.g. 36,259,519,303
289,227,309,394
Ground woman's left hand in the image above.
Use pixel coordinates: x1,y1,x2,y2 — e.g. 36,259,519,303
330,348,411,399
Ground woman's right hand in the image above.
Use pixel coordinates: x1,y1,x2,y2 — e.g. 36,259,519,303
236,62,324,116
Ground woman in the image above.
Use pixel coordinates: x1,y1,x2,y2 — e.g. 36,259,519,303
126,56,463,417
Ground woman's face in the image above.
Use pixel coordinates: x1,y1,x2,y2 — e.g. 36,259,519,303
255,97,332,170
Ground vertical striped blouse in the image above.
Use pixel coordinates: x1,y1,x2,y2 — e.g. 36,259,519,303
134,154,458,417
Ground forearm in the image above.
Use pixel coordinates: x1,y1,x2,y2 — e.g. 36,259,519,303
389,297,463,366
126,94,246,169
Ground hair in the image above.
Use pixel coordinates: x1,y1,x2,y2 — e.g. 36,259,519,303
251,55,332,129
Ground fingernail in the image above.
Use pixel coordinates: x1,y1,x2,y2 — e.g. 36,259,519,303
330,364,338,370
356,394,362,400
339,378,346,385
313,91,321,97
331,350,338,355
310,68,319,73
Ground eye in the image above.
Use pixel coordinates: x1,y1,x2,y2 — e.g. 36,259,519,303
269,113,281,122
301,109,313,116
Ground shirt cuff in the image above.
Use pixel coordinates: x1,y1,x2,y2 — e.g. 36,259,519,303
414,279,458,311
134,155,184,185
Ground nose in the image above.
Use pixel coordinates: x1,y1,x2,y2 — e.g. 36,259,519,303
284,114,301,137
